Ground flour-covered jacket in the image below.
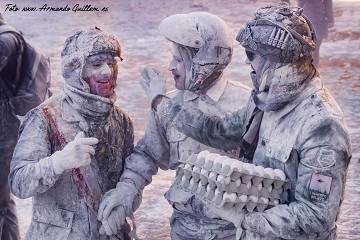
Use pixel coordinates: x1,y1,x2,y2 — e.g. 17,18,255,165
9,92,134,240
157,76,351,239
122,77,251,238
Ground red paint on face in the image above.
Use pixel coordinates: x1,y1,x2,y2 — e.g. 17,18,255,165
83,75,114,97
83,53,117,97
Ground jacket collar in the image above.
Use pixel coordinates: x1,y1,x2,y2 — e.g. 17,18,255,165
184,76,227,102
274,76,323,118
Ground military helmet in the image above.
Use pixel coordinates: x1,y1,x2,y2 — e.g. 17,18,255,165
236,4,316,63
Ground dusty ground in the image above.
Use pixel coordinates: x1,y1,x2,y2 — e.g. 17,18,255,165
2,0,359,239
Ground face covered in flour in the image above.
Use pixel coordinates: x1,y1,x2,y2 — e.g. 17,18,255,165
237,5,317,110
61,27,122,99
168,43,187,90
245,50,261,74
82,53,117,97
158,12,233,94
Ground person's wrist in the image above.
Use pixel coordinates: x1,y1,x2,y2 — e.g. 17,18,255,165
152,95,164,111
50,151,65,174
121,177,137,189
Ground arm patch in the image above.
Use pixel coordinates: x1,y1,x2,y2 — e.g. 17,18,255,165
308,172,332,203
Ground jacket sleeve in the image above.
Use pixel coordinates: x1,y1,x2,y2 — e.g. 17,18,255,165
241,117,351,239
9,108,60,199
155,97,250,151
120,109,172,189
121,112,135,160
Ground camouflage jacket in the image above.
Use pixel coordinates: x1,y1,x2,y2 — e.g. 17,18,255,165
156,76,351,239
121,79,251,239
9,93,134,240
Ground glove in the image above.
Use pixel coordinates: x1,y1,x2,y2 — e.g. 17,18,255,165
99,206,126,236
97,181,138,236
206,204,246,228
206,204,246,239
51,132,98,174
139,67,166,106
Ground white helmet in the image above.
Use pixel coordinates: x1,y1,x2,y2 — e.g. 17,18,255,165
158,12,233,94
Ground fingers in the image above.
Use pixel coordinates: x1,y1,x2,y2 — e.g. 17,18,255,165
139,77,149,89
73,137,99,146
97,197,109,220
81,145,96,155
101,200,116,220
152,68,164,78
108,209,125,235
97,194,116,220
99,225,106,235
74,131,86,139
141,67,150,80
145,67,159,79
79,153,92,166
101,219,114,236
99,208,126,236
143,67,164,80
113,211,122,231
73,132,99,145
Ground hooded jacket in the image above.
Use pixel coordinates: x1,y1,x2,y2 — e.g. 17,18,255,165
9,29,134,240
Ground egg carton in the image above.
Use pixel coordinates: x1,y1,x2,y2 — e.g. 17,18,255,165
175,151,291,210
179,151,291,193
173,170,284,212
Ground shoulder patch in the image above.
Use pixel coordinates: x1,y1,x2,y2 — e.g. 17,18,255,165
317,149,336,169
308,172,332,203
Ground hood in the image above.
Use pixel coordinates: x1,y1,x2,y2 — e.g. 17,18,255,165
61,27,122,93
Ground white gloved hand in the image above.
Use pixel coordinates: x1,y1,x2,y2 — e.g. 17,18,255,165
51,132,98,174
206,204,246,228
139,67,166,106
206,204,246,239
97,181,138,236
99,206,126,236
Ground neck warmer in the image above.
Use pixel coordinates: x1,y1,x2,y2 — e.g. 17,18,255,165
252,59,316,112
240,58,316,160
64,84,115,122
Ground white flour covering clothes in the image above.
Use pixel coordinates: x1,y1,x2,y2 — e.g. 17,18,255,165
9,28,135,240
122,78,250,239
149,5,351,239
157,75,351,239
119,12,251,239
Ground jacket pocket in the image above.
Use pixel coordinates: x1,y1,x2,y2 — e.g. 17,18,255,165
265,139,298,197
27,205,74,240
166,127,188,161
265,139,293,164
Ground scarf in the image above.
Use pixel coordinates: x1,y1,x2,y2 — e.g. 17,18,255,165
63,84,115,123
240,58,316,160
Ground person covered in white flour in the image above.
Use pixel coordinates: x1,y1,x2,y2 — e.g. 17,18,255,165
9,28,140,240
136,5,351,240
96,12,251,239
